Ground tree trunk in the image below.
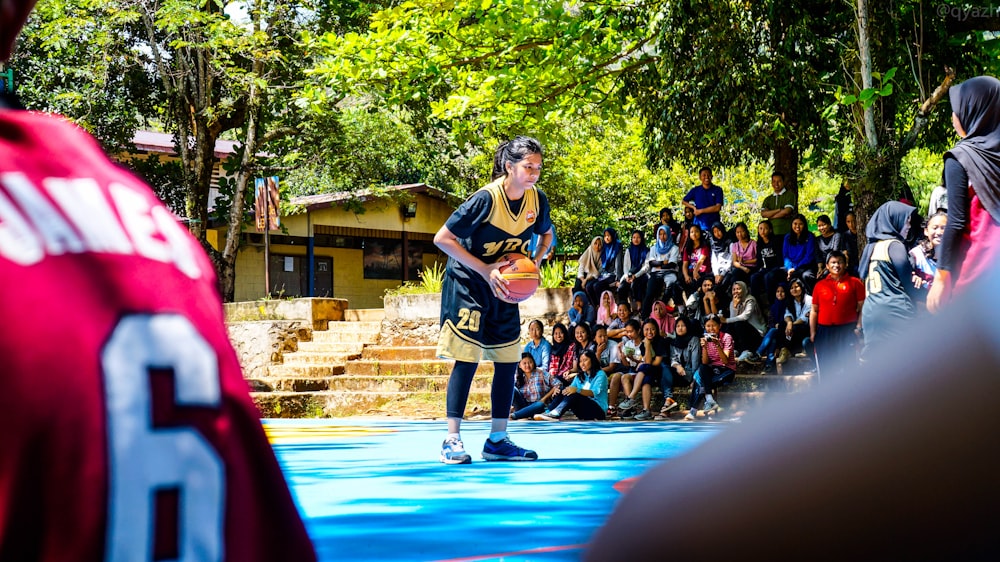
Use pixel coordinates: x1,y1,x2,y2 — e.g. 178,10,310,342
857,0,878,149
773,137,799,200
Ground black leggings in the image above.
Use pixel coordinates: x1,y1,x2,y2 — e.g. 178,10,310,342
446,360,517,420
558,393,606,420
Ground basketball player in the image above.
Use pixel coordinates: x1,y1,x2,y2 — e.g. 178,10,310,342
0,1,316,558
435,136,554,464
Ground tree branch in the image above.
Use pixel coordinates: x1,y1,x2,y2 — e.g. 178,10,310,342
901,66,956,152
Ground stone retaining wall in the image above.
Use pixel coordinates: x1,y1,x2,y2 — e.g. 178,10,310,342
227,320,310,379
224,297,348,330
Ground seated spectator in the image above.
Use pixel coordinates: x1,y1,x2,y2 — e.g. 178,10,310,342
594,324,622,377
745,283,790,372
547,322,577,384
685,314,735,420
606,301,633,342
534,349,608,421
685,275,721,325
568,322,597,378
709,221,735,299
588,228,624,305
658,315,701,420
638,225,682,319
783,214,818,291
510,353,562,420
750,219,785,307
681,224,711,298
677,205,696,250
607,318,643,417
618,229,650,313
723,280,767,359
523,319,551,375
574,236,603,304
568,290,596,329
779,278,813,364
843,211,861,277
596,289,616,326
815,214,846,279
909,211,947,306
619,319,668,421
730,221,758,286
649,300,676,337
660,206,684,244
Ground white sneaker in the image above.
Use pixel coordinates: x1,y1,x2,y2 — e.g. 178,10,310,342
736,350,754,362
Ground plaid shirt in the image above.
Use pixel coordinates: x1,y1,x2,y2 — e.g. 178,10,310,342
518,368,562,403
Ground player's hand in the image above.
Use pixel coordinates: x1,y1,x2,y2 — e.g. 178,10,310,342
486,262,511,300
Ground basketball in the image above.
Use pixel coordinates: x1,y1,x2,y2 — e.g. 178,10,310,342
497,252,540,303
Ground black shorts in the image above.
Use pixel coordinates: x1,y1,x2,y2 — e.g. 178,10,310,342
436,264,521,363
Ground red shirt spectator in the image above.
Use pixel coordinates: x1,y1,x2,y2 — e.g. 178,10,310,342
812,274,866,326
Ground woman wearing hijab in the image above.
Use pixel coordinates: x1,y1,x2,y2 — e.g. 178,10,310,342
588,227,624,306
657,315,701,419
859,201,923,360
709,221,735,299
723,280,767,360
619,229,650,312
596,289,616,326
928,75,1000,313
574,236,603,303
636,225,681,319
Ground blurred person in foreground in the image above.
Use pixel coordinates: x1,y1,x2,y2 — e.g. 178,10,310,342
585,256,1000,561
929,75,1000,313
0,1,316,558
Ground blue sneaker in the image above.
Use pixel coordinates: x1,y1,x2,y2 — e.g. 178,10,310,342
482,436,538,462
440,436,472,464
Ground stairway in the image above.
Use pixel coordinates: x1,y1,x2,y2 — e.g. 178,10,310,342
248,312,820,419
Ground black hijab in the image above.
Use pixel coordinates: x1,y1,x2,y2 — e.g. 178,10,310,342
670,315,698,349
550,322,570,357
946,75,1000,223
627,229,649,271
709,221,731,254
858,201,920,276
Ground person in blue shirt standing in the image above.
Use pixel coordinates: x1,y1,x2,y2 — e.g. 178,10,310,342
682,166,725,232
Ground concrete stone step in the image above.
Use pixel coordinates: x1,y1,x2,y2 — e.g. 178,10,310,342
361,346,438,361
296,341,365,354
266,364,345,378
280,351,360,365
323,320,383,333
248,374,495,394
250,387,805,419
252,390,493,418
312,329,381,344
344,359,495,377
344,309,386,322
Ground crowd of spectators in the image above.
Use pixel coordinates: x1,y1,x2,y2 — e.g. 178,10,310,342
520,167,950,421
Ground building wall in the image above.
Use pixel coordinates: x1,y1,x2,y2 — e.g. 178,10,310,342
230,191,456,308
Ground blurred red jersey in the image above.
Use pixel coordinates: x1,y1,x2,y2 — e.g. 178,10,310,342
0,111,316,561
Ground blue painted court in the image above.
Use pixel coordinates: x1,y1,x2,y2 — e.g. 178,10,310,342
265,419,722,561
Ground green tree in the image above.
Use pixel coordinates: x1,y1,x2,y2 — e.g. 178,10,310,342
315,0,995,243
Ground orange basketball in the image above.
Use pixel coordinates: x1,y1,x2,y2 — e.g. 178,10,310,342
497,252,540,304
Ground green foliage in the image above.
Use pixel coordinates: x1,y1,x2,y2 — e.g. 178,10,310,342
541,117,670,254
539,261,570,289
314,0,654,143
279,107,481,197
384,261,446,296
902,147,946,213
